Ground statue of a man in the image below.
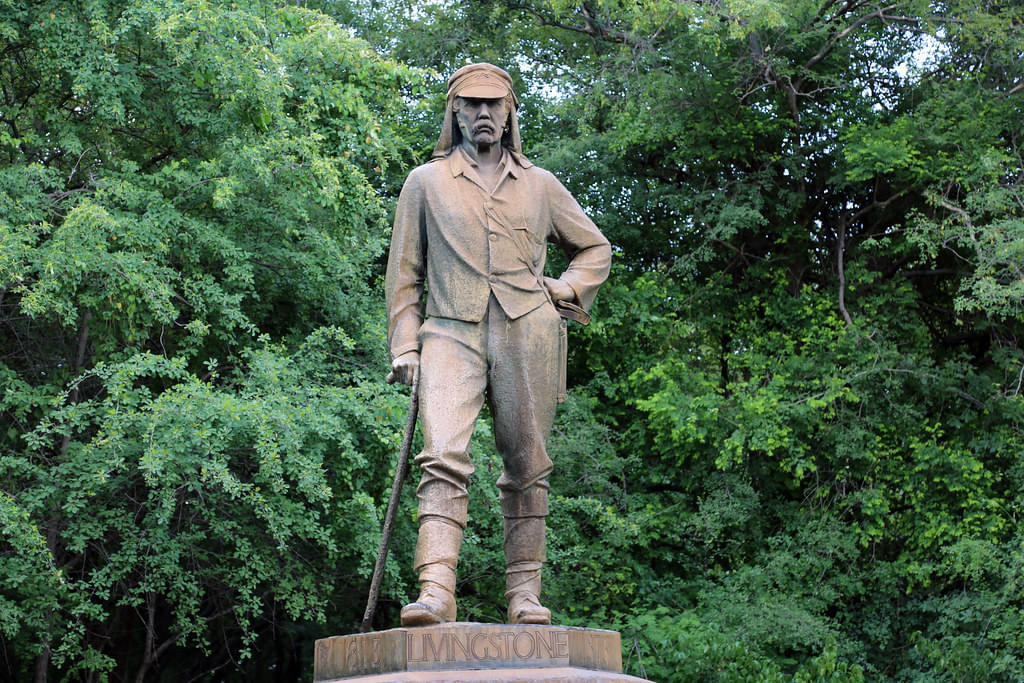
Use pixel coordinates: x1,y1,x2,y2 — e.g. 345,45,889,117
385,62,611,626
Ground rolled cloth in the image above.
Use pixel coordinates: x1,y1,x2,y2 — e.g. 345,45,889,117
432,63,523,159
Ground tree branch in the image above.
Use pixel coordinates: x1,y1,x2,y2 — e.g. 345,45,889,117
506,1,649,50
837,190,908,326
803,3,909,73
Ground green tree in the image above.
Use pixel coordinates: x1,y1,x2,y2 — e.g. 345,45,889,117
1,1,423,679
338,1,1024,679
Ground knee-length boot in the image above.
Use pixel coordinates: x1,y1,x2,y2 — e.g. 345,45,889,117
504,515,551,624
401,515,463,626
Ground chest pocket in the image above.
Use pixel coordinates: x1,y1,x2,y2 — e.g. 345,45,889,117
512,225,546,265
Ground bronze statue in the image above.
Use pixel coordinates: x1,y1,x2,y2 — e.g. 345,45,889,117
385,62,611,627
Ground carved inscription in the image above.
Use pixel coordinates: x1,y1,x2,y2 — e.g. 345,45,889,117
407,627,570,669
345,633,382,673
313,631,407,681
313,625,623,680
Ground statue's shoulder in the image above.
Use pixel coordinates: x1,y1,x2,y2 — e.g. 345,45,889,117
509,150,541,173
525,164,558,182
517,160,565,191
507,151,556,178
413,155,454,181
411,159,444,176
400,159,446,195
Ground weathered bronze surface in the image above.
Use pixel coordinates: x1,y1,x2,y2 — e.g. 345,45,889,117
314,624,650,682
384,62,611,626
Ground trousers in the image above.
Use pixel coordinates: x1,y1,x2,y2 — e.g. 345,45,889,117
414,295,561,524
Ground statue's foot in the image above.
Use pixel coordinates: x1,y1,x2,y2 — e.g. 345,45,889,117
400,581,456,626
507,591,551,625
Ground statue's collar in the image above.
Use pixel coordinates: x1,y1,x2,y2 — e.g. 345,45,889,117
446,146,532,179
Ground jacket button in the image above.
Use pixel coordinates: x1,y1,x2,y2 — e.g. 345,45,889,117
489,274,497,283
489,233,497,241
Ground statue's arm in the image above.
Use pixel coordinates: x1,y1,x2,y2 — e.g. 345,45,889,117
545,175,612,311
384,171,427,384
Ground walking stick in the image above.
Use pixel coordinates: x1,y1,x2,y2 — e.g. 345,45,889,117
361,374,419,633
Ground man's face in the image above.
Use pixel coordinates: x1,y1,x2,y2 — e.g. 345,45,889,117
453,96,509,147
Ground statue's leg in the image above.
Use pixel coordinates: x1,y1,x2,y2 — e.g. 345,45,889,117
401,514,463,625
503,515,551,624
402,316,487,627
487,299,560,624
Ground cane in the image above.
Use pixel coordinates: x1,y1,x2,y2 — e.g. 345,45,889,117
360,373,419,633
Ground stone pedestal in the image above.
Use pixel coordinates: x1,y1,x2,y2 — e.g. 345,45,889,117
314,623,650,682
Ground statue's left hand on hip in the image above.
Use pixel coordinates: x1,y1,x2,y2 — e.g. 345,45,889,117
543,277,575,304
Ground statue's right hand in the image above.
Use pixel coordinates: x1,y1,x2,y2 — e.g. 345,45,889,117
386,351,420,387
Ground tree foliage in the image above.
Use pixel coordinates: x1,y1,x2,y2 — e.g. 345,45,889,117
342,0,1024,680
3,0,1024,681
1,1,423,679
